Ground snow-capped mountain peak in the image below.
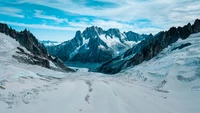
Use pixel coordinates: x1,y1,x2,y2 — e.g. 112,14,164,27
45,26,147,63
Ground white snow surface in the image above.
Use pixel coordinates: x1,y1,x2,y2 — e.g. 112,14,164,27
99,34,136,54
0,33,200,113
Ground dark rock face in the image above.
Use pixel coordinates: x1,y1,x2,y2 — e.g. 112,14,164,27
124,31,144,42
178,23,193,39
83,26,104,39
13,47,50,68
0,23,75,72
46,26,146,63
105,28,122,39
96,19,200,74
192,19,200,33
0,24,47,57
171,43,192,51
70,36,112,63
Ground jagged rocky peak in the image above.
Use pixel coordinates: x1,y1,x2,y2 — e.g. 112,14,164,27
141,33,153,38
82,26,104,39
75,30,82,37
124,31,143,42
178,23,193,39
105,28,122,39
74,30,84,45
192,19,200,33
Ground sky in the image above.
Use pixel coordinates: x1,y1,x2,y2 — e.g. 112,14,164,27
0,0,199,42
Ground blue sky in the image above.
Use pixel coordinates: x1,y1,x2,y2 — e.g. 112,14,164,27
0,0,199,41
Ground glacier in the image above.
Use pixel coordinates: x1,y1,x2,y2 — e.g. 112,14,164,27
0,31,200,113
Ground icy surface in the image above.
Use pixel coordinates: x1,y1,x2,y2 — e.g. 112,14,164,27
0,33,200,113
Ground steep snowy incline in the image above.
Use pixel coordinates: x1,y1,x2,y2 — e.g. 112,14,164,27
117,32,200,86
0,33,25,63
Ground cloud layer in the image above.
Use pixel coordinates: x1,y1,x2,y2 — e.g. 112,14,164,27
0,0,199,41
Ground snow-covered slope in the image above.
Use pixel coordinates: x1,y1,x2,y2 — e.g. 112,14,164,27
0,33,27,63
117,32,200,89
0,33,200,113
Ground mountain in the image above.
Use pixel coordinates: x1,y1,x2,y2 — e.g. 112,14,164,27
0,23,75,72
45,26,148,63
1,22,200,113
96,19,200,74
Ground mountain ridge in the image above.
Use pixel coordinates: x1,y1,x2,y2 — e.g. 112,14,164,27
45,26,148,63
0,23,75,72
95,19,200,74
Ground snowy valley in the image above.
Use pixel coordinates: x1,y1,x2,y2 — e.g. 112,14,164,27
0,30,200,113
1,0,200,113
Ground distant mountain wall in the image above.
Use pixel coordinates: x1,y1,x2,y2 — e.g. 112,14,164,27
45,26,150,63
95,19,200,74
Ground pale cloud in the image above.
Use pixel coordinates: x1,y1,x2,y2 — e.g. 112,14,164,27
34,10,68,23
3,0,200,36
0,7,24,18
17,0,200,33
0,21,78,31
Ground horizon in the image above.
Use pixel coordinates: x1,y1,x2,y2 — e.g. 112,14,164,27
0,0,199,42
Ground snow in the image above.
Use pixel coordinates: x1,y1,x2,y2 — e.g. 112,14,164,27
69,46,81,59
99,34,136,54
99,34,122,47
0,33,200,113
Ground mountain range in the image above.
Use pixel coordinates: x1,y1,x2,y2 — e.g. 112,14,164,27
96,19,200,74
1,19,200,75
1,18,200,113
44,26,152,63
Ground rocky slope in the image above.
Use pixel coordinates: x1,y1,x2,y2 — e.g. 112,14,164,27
46,26,149,63
0,23,75,72
96,19,200,74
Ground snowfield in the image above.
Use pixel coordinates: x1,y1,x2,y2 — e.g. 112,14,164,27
0,33,200,113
